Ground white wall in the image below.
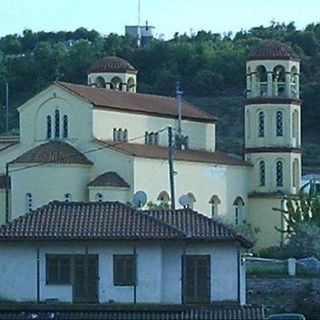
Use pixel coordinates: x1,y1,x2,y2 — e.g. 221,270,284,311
0,240,244,304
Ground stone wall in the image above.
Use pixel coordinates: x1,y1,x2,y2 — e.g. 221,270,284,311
246,277,320,315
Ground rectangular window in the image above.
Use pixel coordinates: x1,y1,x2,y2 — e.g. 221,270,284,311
113,255,135,286
182,255,210,303
46,255,71,285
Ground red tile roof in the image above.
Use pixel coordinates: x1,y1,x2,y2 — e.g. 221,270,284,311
87,56,137,74
95,140,251,167
56,82,217,123
88,171,130,188
0,202,252,247
0,305,266,320
248,40,299,61
10,141,93,165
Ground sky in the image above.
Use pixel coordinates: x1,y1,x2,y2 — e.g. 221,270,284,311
0,0,320,39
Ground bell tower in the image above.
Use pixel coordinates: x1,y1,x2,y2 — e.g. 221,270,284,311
245,40,301,194
87,56,137,93
245,40,302,249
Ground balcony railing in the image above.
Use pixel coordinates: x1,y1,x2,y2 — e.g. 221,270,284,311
248,82,299,99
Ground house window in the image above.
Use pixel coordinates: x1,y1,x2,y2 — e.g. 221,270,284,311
187,193,196,209
47,116,52,139
157,191,170,205
95,193,103,202
259,160,266,187
25,193,33,213
276,111,283,136
145,131,159,145
233,197,245,226
64,193,72,203
276,161,283,187
258,111,264,137
113,128,128,142
46,255,71,285
63,115,68,138
182,255,210,304
113,255,136,286
55,109,60,139
209,195,221,217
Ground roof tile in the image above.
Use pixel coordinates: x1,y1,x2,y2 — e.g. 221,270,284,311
10,141,93,165
56,82,216,123
88,171,130,188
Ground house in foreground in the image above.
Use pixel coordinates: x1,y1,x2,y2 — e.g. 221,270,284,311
0,201,251,305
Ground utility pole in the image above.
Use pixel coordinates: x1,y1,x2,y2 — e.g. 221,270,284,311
168,126,176,210
5,82,9,133
137,0,141,47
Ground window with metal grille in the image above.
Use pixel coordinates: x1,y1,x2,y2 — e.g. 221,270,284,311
259,160,266,186
145,131,159,145
258,111,264,137
113,128,128,142
113,255,135,286
276,111,283,136
276,161,283,187
46,255,71,285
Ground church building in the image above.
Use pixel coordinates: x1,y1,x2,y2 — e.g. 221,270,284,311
0,40,302,249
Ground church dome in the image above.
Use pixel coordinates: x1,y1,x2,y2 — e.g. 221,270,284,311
248,40,299,61
88,56,137,74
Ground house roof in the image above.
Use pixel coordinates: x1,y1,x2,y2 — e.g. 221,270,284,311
10,141,93,166
0,305,266,320
88,171,130,188
95,140,251,167
55,82,216,123
248,40,299,61
0,202,252,247
87,56,137,74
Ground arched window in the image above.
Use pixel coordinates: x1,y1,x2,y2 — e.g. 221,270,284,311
64,193,72,203
258,111,265,137
63,115,68,138
209,195,221,217
276,161,284,187
47,115,52,139
25,193,33,213
273,65,286,97
256,65,267,96
54,109,60,139
123,129,128,142
127,77,136,92
157,191,170,204
276,111,283,136
187,193,196,209
259,160,266,187
233,197,245,226
292,110,298,139
95,76,105,88
95,193,103,202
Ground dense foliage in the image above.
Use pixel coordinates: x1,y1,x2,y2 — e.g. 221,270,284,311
0,23,319,171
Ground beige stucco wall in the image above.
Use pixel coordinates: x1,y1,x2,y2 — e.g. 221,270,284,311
18,85,93,146
10,164,91,218
133,157,250,224
246,152,301,194
247,197,284,250
92,109,216,151
245,103,301,149
88,187,129,203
